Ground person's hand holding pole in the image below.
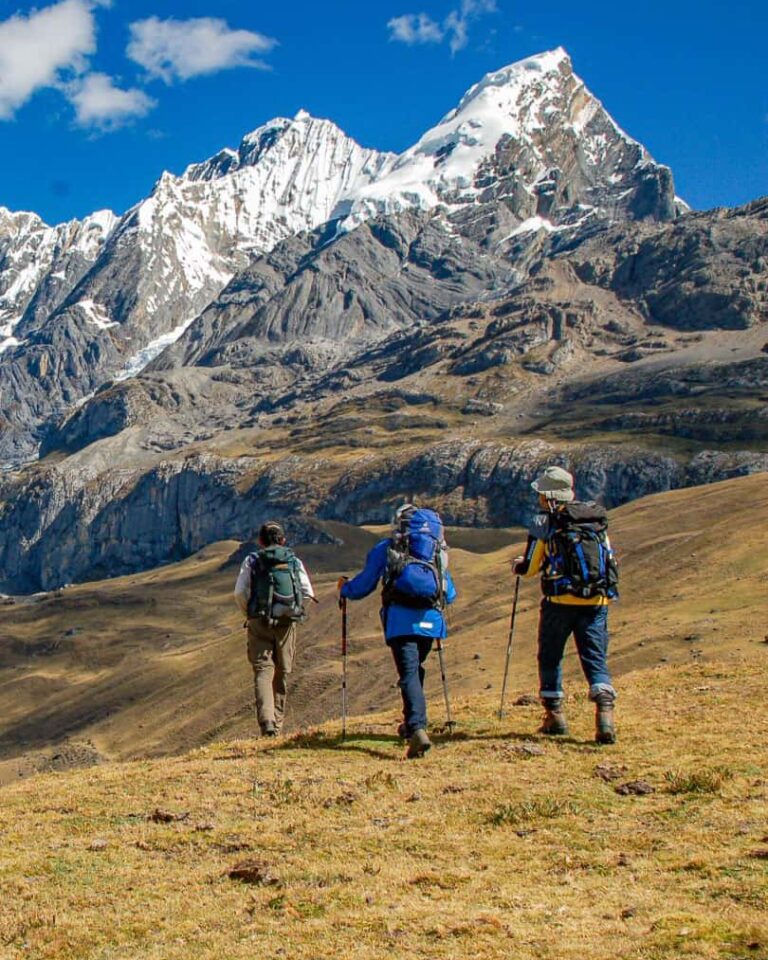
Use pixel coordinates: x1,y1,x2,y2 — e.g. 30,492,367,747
336,576,348,609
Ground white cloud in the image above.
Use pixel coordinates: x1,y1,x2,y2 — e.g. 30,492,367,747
444,10,468,53
389,0,497,55
387,13,444,45
0,0,98,119
69,72,156,129
0,0,161,134
127,16,277,83
447,0,498,52
461,0,498,14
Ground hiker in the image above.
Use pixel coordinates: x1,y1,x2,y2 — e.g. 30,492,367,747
512,466,619,744
338,504,457,759
234,521,316,737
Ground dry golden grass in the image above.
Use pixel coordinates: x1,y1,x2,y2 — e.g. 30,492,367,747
0,474,767,785
0,655,766,960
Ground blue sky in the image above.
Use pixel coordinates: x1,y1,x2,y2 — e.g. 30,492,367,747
0,0,765,225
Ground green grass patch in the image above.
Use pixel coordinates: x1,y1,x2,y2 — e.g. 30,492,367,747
488,796,580,826
664,767,734,795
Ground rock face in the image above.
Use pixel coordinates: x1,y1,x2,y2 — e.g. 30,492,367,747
318,440,768,526
566,197,768,331
2,437,766,592
0,454,331,592
154,211,518,371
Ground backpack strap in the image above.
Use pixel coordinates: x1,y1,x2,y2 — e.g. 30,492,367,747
288,556,304,611
247,552,267,619
434,545,446,611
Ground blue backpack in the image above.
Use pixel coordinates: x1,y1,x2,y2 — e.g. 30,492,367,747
543,502,619,600
381,507,449,610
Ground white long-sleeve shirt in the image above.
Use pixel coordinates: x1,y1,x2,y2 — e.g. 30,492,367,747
234,552,316,615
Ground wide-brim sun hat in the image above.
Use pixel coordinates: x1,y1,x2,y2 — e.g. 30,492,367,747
531,465,575,502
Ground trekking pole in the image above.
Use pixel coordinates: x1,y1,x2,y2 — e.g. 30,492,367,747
435,637,456,733
498,575,521,720
340,597,348,742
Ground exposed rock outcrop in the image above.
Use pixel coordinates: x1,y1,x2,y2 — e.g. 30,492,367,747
153,212,518,372
566,197,768,331
3,439,766,593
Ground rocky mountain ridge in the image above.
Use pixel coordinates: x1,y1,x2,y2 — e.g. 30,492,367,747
1,193,765,593
0,48,678,468
0,112,392,466
0,207,117,354
0,52,766,594
3,436,766,593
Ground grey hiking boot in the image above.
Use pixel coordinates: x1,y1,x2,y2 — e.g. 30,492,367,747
406,728,431,759
539,699,569,736
261,721,277,738
594,692,616,745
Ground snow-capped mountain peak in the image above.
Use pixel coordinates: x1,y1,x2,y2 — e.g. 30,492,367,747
184,110,393,188
0,206,117,351
0,48,679,467
339,46,674,232
451,47,570,116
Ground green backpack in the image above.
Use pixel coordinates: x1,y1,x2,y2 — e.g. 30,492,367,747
247,546,305,624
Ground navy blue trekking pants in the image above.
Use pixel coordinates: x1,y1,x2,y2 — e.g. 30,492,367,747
387,635,434,735
538,600,615,702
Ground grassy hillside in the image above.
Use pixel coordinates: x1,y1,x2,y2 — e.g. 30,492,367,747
0,656,766,959
0,474,766,783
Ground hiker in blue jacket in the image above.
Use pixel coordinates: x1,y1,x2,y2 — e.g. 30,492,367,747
338,504,457,758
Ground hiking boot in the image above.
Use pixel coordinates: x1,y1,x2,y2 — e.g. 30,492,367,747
594,692,616,745
261,721,277,738
397,721,408,740
539,699,568,736
406,728,431,759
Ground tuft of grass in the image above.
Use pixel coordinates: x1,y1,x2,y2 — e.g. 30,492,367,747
363,770,399,791
488,796,580,826
664,766,734,795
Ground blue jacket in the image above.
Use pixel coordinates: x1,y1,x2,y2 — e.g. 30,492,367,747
340,538,457,641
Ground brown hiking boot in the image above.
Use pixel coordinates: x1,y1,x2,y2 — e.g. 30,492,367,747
594,693,616,744
406,728,431,759
539,699,568,736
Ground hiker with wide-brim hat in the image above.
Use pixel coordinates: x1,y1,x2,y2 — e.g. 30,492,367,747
234,521,316,737
512,466,619,743
338,503,457,758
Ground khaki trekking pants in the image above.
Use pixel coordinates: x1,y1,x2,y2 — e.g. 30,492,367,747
246,618,297,733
